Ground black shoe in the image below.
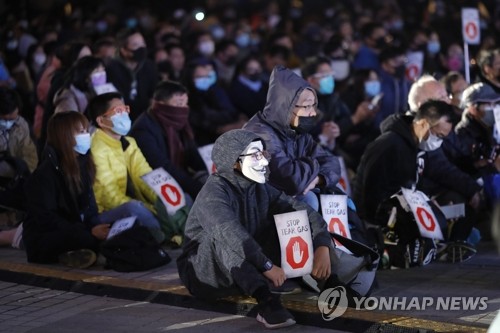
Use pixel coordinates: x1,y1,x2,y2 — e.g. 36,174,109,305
58,249,97,268
269,279,302,295
256,296,296,329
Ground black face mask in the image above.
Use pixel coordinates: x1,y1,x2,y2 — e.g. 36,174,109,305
292,116,316,134
394,64,406,79
131,47,147,63
375,37,386,49
247,73,261,82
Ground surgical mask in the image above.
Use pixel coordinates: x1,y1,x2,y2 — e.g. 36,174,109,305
318,76,335,95
419,131,443,151
236,33,250,48
239,141,268,184
447,55,463,71
211,26,225,40
194,71,217,91
481,107,496,127
427,41,441,55
293,116,316,134
364,80,381,97
74,133,91,155
198,40,215,56
330,60,350,81
110,112,132,136
33,53,46,65
0,119,16,130
131,47,147,63
91,71,107,87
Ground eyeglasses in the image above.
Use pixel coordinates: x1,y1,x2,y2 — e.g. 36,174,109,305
294,103,317,111
239,150,270,161
103,105,130,117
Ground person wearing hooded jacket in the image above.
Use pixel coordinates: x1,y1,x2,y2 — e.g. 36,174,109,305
177,129,340,329
243,66,341,211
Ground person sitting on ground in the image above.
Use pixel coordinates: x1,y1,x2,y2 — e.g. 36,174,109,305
21,112,109,268
177,129,344,329
87,92,164,244
130,80,207,200
0,87,38,212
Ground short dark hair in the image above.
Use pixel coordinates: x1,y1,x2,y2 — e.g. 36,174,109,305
153,80,187,101
415,100,453,124
116,28,142,48
360,22,383,40
301,56,330,79
477,48,500,76
86,92,124,126
379,46,405,64
440,71,464,94
0,87,20,115
68,56,104,92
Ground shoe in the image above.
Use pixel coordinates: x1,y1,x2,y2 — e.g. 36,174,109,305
256,296,296,329
446,241,476,263
269,279,302,295
58,249,97,269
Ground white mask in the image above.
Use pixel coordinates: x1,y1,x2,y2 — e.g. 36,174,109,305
239,141,269,184
330,59,350,81
198,40,215,56
419,131,443,151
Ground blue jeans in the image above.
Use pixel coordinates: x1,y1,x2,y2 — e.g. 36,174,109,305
99,200,165,244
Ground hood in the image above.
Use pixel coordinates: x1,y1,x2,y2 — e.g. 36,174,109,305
260,66,315,130
212,129,263,172
379,113,417,147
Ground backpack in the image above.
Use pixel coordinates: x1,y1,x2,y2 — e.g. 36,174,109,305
100,223,171,272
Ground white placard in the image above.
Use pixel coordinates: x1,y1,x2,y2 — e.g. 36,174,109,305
141,167,186,215
274,210,314,278
107,216,136,240
337,156,351,196
493,105,500,144
405,51,424,82
320,194,352,254
401,188,444,240
197,144,216,174
462,8,480,45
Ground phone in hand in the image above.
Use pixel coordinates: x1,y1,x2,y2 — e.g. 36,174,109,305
368,93,384,110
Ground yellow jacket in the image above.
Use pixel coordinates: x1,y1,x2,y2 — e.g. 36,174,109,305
91,129,157,213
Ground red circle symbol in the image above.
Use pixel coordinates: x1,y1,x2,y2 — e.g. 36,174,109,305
465,22,478,39
406,64,419,81
286,236,309,269
329,217,348,247
338,177,347,192
416,207,435,231
160,184,181,206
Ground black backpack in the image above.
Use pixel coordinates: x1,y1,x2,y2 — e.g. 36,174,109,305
100,224,171,272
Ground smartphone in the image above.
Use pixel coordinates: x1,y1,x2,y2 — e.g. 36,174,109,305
368,93,384,110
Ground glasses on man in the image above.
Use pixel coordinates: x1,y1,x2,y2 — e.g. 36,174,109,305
239,150,270,161
294,103,317,111
103,105,130,117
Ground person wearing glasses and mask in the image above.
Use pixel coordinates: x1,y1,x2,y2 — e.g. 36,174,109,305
244,66,341,212
87,92,164,244
177,129,345,329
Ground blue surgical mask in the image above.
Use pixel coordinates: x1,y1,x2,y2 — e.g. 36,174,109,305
0,119,16,130
74,133,91,155
427,41,441,55
110,112,132,136
236,33,250,48
318,76,334,95
194,71,217,91
364,81,381,97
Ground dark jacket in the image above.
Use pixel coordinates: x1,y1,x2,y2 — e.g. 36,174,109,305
244,66,341,196
105,58,158,120
23,146,100,263
228,78,268,119
375,70,410,128
353,114,418,221
177,129,332,295
130,110,205,198
315,92,354,143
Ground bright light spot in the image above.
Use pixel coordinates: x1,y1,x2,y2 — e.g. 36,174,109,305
195,12,205,21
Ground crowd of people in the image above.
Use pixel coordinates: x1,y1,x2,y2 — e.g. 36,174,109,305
0,0,499,329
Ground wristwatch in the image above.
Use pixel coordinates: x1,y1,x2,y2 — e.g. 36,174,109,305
263,260,273,272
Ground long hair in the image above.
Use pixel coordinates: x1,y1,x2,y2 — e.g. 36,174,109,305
46,111,96,195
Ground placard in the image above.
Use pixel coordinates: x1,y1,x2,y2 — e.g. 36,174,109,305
320,194,352,253
401,188,444,240
462,8,480,45
142,167,186,215
493,105,500,144
197,144,216,174
274,210,314,278
337,156,351,196
107,216,136,240
406,51,424,82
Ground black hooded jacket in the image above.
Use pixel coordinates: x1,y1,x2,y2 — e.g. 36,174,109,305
244,66,341,196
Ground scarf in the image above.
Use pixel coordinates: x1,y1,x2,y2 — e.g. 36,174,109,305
151,103,194,168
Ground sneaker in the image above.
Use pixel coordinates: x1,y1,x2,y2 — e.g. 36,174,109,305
256,297,296,329
269,279,302,295
58,249,97,269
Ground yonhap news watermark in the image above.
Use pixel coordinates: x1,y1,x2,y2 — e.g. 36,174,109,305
318,286,489,321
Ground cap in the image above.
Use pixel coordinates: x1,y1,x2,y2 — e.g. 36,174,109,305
461,82,500,108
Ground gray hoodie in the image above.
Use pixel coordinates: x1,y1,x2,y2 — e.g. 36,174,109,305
177,129,332,294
